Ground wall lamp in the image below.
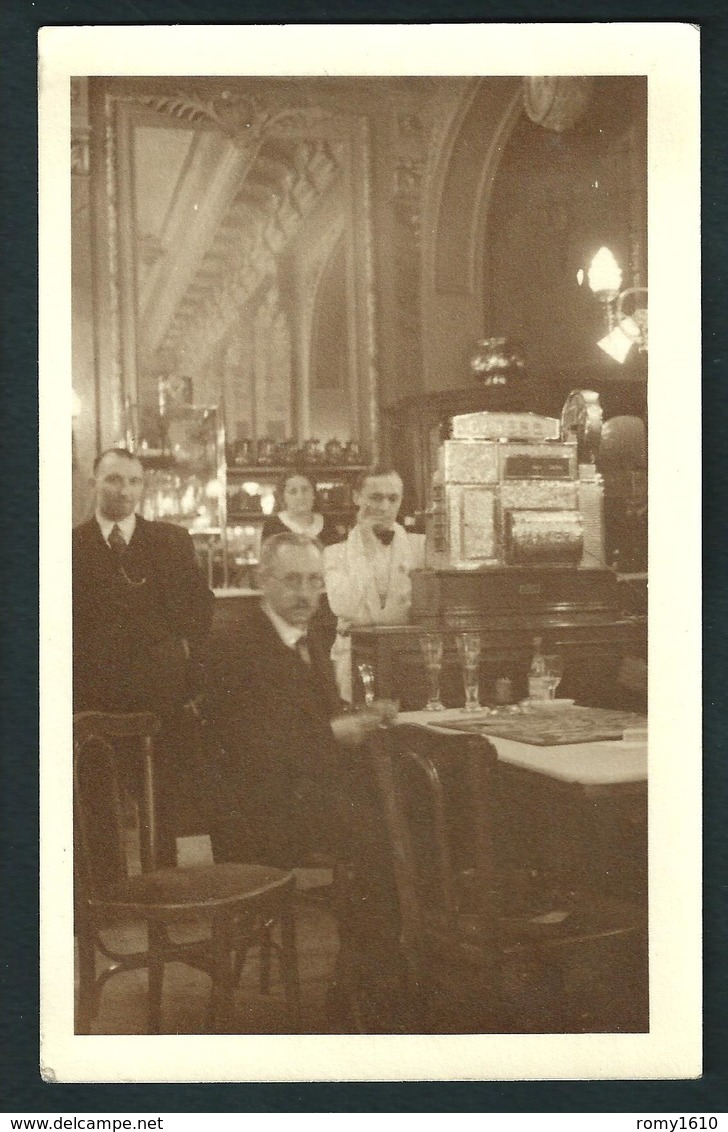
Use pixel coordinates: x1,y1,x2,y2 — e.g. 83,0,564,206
578,246,648,364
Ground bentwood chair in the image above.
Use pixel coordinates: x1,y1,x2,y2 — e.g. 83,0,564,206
73,711,300,1033
372,723,648,1033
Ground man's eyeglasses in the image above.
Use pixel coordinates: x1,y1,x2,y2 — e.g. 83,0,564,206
364,492,401,504
270,572,325,593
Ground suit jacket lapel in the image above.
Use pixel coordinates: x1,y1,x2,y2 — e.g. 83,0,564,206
80,517,109,552
308,633,342,716
127,514,149,553
249,605,335,725
75,518,117,578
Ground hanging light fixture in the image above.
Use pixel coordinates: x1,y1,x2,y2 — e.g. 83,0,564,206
579,246,648,364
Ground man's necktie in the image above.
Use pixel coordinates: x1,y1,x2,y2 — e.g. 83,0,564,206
295,635,311,666
373,527,395,546
108,523,127,556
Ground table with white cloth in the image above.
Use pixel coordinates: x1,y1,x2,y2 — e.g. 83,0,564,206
395,707,648,904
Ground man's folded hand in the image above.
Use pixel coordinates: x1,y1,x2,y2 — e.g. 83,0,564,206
331,699,399,746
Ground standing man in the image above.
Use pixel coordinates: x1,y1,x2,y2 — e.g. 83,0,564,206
323,467,424,701
73,447,214,864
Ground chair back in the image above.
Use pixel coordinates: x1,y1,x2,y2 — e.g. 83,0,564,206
73,711,162,897
371,723,499,976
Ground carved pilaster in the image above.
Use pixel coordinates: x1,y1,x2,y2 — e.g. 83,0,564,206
391,112,429,240
388,110,429,398
100,90,125,443
71,132,90,177
71,78,90,176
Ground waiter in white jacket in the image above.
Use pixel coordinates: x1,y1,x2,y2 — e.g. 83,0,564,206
324,467,423,702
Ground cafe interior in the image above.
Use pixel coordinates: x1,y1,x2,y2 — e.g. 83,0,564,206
71,74,649,1036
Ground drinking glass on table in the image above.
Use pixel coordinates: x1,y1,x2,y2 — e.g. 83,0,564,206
542,655,564,701
356,662,376,707
492,676,519,715
456,632,483,712
419,632,445,712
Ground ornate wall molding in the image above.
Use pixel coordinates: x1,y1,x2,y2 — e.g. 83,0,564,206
71,76,90,171
101,91,124,441
71,130,90,176
391,112,429,239
131,88,346,147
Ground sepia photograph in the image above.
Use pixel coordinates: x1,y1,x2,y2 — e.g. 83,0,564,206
39,23,701,1082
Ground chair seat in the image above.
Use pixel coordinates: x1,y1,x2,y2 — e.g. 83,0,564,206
74,712,301,1033
97,862,293,913
425,896,644,961
498,896,645,948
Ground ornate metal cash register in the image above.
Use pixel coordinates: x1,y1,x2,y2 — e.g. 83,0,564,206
351,392,646,710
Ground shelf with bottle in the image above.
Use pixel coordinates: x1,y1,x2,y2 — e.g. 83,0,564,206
227,435,366,468
227,464,369,474
226,464,369,522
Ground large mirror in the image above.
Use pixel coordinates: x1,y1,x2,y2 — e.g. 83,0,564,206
89,77,378,462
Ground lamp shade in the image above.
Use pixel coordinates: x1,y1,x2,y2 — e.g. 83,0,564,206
587,247,622,297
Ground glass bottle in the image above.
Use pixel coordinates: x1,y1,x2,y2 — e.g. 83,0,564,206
528,636,549,702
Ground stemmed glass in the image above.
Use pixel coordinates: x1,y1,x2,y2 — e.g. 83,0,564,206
543,655,564,701
356,663,376,707
455,632,483,712
419,633,445,712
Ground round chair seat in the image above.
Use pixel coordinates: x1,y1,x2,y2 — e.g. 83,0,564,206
99,861,293,911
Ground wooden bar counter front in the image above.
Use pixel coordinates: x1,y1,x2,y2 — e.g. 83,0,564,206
350,565,646,712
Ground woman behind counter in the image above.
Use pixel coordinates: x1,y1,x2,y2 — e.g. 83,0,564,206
261,469,342,547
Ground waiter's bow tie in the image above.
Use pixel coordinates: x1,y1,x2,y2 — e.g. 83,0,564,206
373,527,395,546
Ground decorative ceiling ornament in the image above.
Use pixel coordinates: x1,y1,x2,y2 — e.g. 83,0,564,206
137,90,343,146
523,76,594,132
137,90,272,141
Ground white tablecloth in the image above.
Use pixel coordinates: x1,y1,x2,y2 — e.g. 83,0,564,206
395,708,647,786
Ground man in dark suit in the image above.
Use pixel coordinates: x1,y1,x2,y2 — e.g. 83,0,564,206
206,530,394,868
206,532,404,1026
73,446,214,866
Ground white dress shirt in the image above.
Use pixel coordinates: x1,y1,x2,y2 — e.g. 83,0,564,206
277,511,324,539
262,602,308,650
323,523,418,700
